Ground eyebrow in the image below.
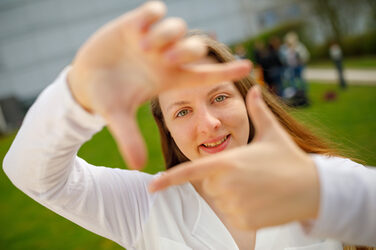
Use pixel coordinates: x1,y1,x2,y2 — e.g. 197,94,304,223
166,83,231,112
167,101,190,112
207,84,229,97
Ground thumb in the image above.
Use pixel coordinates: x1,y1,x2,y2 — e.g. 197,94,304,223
246,85,279,142
106,111,147,170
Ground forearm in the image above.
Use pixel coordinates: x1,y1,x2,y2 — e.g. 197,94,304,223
2,68,156,247
3,67,105,196
304,156,376,246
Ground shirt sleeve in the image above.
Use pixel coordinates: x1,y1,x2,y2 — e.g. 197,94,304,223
2,67,156,248
302,155,376,246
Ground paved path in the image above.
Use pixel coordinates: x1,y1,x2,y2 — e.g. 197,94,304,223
305,68,376,85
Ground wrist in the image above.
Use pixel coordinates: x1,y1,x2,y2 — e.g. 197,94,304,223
67,68,93,113
301,155,320,220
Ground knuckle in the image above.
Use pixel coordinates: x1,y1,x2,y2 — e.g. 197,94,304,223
203,178,217,196
155,18,186,42
182,166,195,177
186,37,207,56
143,1,166,16
168,17,187,31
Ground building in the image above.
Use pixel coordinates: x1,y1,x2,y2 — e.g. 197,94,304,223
0,0,309,103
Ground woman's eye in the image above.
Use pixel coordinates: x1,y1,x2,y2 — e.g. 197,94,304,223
176,109,189,117
214,95,227,103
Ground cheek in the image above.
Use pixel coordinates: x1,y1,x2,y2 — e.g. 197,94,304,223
224,104,250,141
167,121,198,157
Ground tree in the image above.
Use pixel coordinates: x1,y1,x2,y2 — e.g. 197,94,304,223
309,0,371,45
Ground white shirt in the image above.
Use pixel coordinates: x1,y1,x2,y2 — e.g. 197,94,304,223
3,68,369,249
329,45,342,61
308,156,376,246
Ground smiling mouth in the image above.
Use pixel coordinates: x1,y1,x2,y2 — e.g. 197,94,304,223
202,135,230,148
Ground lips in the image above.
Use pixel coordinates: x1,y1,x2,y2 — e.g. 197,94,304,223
199,134,231,154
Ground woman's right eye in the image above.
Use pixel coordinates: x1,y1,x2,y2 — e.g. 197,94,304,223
176,109,190,117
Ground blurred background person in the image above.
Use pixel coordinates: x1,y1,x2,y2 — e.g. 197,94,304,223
252,40,267,87
330,42,347,89
282,31,310,106
266,36,284,96
253,39,283,96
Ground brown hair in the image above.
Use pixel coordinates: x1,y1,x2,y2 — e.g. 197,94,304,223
151,33,338,169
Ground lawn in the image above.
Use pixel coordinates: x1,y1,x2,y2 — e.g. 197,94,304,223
291,83,376,166
309,55,376,69
0,82,375,249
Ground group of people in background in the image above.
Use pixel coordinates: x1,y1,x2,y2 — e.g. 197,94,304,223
252,32,310,106
236,31,348,106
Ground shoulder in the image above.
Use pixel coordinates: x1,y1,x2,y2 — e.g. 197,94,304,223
310,154,364,170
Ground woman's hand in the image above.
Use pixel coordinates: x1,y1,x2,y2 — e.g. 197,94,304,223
150,86,320,230
67,1,251,169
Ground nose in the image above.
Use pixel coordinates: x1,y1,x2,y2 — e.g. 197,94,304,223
196,106,221,135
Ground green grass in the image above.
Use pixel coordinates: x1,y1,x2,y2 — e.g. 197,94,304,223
291,83,376,166
0,105,163,250
309,55,376,69
78,104,165,174
1,83,375,249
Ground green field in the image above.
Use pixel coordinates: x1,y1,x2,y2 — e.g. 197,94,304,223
290,83,376,166
1,82,375,249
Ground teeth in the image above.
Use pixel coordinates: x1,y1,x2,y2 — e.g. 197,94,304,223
203,135,228,148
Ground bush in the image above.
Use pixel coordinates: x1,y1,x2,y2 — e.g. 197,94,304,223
309,30,376,61
342,30,376,56
233,23,376,62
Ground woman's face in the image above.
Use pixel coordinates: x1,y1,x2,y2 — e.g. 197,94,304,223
159,58,250,161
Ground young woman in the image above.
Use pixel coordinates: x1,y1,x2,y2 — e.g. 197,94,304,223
2,1,360,249
150,34,337,170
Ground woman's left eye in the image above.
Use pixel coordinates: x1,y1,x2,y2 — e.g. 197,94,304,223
176,109,190,117
214,95,227,103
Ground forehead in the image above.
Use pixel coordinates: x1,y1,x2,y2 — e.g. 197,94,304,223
158,56,240,111
159,81,236,109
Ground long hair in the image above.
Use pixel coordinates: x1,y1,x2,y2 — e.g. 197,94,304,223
150,33,338,169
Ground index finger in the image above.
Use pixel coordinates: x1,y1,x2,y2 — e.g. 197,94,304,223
149,156,231,192
176,60,252,89
119,1,166,31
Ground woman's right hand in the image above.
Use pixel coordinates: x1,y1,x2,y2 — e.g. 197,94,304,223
67,1,251,169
